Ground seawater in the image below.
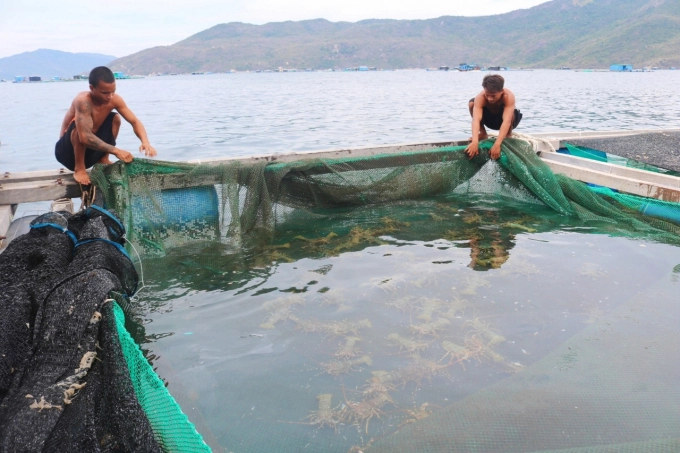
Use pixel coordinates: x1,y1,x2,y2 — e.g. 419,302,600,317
2,70,680,451
134,192,680,452
3,69,680,215
2,69,680,174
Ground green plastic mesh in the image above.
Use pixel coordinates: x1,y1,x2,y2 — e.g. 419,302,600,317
535,440,680,453
364,276,680,453
91,138,680,258
89,138,680,452
111,297,210,452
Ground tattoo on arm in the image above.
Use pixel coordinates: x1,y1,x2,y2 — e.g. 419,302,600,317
75,99,92,116
84,136,115,154
75,100,115,154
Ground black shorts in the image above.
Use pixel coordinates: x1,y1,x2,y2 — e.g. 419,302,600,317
469,98,522,131
55,112,117,171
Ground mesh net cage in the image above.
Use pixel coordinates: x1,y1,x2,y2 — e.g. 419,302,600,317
0,208,209,452
91,138,680,260
3,137,679,453
87,138,680,452
363,273,680,453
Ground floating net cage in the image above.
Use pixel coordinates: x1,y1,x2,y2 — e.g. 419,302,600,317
92,139,680,258
2,138,680,452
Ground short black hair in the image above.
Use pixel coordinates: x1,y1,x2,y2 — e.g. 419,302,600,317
482,74,505,92
89,66,115,87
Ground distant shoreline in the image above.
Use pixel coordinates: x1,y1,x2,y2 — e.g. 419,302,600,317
4,66,678,83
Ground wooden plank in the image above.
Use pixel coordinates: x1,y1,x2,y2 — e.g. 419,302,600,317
1,168,75,184
130,145,477,191
531,128,680,142
0,180,82,204
3,129,678,202
540,159,680,203
3,128,677,185
187,140,471,166
540,152,680,188
0,204,17,249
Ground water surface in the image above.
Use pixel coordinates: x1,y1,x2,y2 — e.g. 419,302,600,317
2,70,679,174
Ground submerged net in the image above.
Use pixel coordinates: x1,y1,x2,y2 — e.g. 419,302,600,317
91,138,680,258
88,137,680,453
3,137,679,452
0,208,209,452
364,273,680,453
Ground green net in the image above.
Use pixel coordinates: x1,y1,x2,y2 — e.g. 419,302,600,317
89,138,680,452
111,296,210,452
363,274,680,453
91,138,680,258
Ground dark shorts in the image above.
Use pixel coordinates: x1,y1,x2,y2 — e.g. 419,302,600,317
469,98,522,131
55,112,117,171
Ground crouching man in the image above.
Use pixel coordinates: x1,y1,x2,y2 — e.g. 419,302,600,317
55,66,156,184
465,74,522,160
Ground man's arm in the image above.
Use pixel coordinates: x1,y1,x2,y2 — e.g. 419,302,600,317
75,99,116,154
490,92,516,160
59,105,76,138
74,99,132,162
114,97,157,157
465,95,485,158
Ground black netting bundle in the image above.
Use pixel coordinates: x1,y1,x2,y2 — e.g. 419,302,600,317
0,209,161,452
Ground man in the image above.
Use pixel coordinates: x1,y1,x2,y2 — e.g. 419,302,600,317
465,74,522,160
55,66,156,184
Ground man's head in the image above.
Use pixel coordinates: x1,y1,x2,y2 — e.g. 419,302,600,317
482,74,505,104
88,66,116,104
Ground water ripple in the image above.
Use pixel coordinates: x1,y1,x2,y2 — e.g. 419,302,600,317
1,70,679,172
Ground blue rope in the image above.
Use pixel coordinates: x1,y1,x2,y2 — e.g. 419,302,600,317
87,205,126,241
30,223,78,245
75,238,131,260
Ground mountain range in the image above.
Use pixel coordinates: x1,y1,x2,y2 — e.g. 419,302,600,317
109,0,680,74
0,49,115,80
4,0,679,78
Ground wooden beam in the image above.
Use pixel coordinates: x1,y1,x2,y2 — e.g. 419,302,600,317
1,168,75,184
540,152,680,189
2,129,678,203
531,128,680,142
128,145,477,191
539,154,680,203
187,140,470,166
0,179,82,205
0,204,17,249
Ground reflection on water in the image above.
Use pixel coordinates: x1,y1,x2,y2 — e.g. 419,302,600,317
132,194,680,452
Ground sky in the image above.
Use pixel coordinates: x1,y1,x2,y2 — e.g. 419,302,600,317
0,0,550,59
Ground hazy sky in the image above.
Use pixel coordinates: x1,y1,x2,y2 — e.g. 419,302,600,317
0,0,549,59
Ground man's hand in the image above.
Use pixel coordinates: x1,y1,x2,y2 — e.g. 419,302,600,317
465,141,479,159
140,142,157,157
113,149,134,163
490,143,502,160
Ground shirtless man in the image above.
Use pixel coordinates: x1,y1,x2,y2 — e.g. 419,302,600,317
55,66,156,184
465,74,522,160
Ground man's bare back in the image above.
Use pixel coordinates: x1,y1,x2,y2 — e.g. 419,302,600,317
55,66,156,184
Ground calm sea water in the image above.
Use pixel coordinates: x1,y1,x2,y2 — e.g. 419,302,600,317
2,69,680,175
2,70,680,452
137,195,680,452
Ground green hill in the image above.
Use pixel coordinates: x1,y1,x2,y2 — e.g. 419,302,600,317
110,0,680,74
